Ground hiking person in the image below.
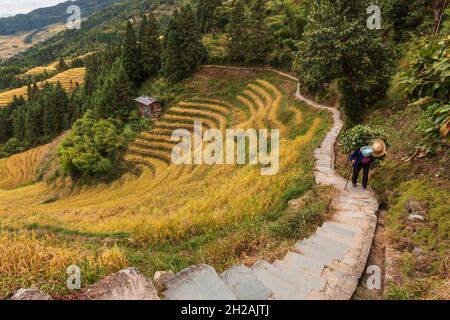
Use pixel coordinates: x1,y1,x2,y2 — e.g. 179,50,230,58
349,146,373,189
348,140,387,189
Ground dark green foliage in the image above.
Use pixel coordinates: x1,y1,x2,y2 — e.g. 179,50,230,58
397,36,450,152
161,5,206,84
197,0,222,33
56,57,68,72
227,0,248,62
294,0,393,125
139,13,161,78
0,138,24,158
92,57,135,121
0,81,82,158
227,0,270,65
58,110,127,177
123,21,143,85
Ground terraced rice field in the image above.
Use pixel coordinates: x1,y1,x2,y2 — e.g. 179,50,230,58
0,144,50,190
0,67,86,107
0,69,332,296
22,52,95,77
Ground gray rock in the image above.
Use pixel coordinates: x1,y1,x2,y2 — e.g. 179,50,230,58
79,267,159,300
407,214,425,222
404,197,427,215
153,270,174,284
412,247,422,257
8,288,52,300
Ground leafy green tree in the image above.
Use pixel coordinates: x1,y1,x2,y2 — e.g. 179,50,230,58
58,110,127,178
139,13,161,78
294,0,393,124
397,36,450,151
123,21,143,85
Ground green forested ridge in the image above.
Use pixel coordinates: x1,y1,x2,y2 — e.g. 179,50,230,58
0,0,124,35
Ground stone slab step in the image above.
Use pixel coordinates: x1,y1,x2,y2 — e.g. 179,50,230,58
221,265,272,300
281,251,326,276
250,260,308,300
163,264,236,300
272,259,326,293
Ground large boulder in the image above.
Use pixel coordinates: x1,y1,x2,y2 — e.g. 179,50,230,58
7,288,52,300
79,268,159,300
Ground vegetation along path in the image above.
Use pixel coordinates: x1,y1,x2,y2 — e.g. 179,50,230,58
159,66,379,300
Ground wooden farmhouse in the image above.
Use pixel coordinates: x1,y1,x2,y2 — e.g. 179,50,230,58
135,96,163,120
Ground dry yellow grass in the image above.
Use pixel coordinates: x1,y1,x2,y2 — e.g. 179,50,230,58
0,231,127,297
0,143,50,190
0,67,86,107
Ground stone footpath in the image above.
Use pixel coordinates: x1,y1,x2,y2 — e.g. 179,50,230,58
7,69,378,300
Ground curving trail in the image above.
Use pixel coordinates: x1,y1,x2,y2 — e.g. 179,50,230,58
159,65,379,300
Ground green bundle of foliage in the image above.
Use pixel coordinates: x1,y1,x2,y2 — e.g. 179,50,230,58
340,125,387,153
58,110,126,178
397,36,450,152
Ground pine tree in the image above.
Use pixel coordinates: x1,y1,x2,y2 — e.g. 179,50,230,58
161,11,183,84
227,0,247,62
197,0,221,34
139,13,161,78
246,0,270,64
56,57,67,71
123,21,143,85
162,6,205,83
92,57,135,121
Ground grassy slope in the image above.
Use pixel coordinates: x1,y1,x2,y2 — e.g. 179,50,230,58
336,92,449,300
0,68,333,297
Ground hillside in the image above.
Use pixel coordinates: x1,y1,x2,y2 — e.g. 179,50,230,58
0,23,67,61
0,0,123,35
0,67,85,107
2,0,173,68
0,68,334,296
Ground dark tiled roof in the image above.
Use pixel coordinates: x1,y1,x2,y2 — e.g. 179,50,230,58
135,96,160,106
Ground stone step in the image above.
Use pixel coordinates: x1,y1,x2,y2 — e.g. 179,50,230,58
250,260,308,300
318,222,357,240
163,264,236,300
272,259,326,293
221,265,272,300
295,236,347,263
281,251,326,276
302,234,349,258
294,242,341,266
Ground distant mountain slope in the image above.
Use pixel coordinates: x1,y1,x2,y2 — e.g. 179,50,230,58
0,0,124,35
3,0,175,68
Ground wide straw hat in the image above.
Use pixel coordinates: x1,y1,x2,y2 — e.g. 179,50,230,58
371,139,387,158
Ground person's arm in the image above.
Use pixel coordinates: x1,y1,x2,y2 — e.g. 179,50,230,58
349,150,357,161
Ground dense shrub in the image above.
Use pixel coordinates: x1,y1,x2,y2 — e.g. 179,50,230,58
58,110,126,178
